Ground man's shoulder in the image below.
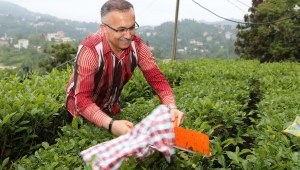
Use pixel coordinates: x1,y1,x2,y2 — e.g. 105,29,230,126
81,31,104,48
132,35,147,49
133,35,142,43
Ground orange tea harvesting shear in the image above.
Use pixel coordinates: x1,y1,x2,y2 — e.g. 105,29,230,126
129,117,212,156
173,117,212,157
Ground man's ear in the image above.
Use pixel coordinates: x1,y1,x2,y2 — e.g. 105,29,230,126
100,24,107,33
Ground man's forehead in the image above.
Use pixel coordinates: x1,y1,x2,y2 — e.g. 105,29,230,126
105,10,135,26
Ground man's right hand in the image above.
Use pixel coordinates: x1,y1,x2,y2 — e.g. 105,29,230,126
110,120,134,136
102,117,134,137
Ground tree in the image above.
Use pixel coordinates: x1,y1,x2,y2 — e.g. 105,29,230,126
39,43,77,72
235,0,300,62
151,46,163,59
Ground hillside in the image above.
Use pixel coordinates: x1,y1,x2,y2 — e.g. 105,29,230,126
198,18,244,27
0,1,239,71
0,1,99,39
139,19,238,59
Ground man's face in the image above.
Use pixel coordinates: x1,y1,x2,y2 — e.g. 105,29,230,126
101,8,136,54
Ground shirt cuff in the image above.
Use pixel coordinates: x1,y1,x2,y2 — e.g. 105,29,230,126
81,104,108,128
161,95,176,106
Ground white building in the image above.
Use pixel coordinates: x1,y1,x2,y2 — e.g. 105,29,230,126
46,33,58,41
62,37,73,42
45,31,66,42
14,39,29,49
225,31,231,39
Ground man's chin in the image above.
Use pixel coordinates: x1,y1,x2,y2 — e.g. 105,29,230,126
119,43,131,49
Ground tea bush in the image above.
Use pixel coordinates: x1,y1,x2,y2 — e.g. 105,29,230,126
1,59,300,169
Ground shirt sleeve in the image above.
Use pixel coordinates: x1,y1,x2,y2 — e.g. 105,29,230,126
73,46,108,127
137,39,176,105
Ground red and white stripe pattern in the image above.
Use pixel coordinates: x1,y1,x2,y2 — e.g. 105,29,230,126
65,31,175,127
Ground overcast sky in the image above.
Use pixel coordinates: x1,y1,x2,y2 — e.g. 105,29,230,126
3,0,252,26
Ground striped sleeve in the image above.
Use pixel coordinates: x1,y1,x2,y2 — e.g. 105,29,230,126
82,104,108,127
74,46,108,127
137,39,175,105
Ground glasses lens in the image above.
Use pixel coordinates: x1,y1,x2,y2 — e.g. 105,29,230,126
129,27,136,33
118,28,127,33
135,23,139,29
115,23,138,34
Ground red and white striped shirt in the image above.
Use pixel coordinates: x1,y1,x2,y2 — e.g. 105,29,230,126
65,30,175,127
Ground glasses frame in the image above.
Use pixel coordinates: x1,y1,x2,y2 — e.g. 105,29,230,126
103,22,139,34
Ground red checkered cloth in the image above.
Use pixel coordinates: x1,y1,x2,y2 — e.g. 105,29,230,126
80,105,175,170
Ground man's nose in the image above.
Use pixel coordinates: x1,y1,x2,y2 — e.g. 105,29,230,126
123,29,132,38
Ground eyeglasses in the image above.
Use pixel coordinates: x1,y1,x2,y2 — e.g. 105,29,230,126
103,22,139,34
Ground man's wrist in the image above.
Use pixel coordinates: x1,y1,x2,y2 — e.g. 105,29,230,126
101,117,113,129
108,119,114,133
168,105,177,110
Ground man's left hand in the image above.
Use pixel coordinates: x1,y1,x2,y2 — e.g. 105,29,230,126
169,107,185,127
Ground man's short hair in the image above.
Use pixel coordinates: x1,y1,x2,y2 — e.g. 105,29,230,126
101,0,134,20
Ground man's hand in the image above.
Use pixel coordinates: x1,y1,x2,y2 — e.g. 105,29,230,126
110,120,134,137
102,117,134,137
169,107,185,127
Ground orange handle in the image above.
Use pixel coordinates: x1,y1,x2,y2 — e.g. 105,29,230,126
173,117,178,127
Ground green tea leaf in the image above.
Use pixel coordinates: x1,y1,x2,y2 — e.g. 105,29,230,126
2,113,15,124
1,157,9,168
226,151,239,163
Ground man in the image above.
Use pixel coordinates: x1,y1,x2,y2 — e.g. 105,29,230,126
65,0,184,137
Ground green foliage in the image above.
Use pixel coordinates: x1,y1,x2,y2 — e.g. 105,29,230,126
0,45,48,70
151,46,163,59
39,43,77,72
235,0,300,62
120,155,136,170
11,118,110,170
2,58,300,169
0,68,72,165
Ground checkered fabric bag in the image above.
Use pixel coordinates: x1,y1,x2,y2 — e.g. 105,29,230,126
282,116,300,137
80,105,175,170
